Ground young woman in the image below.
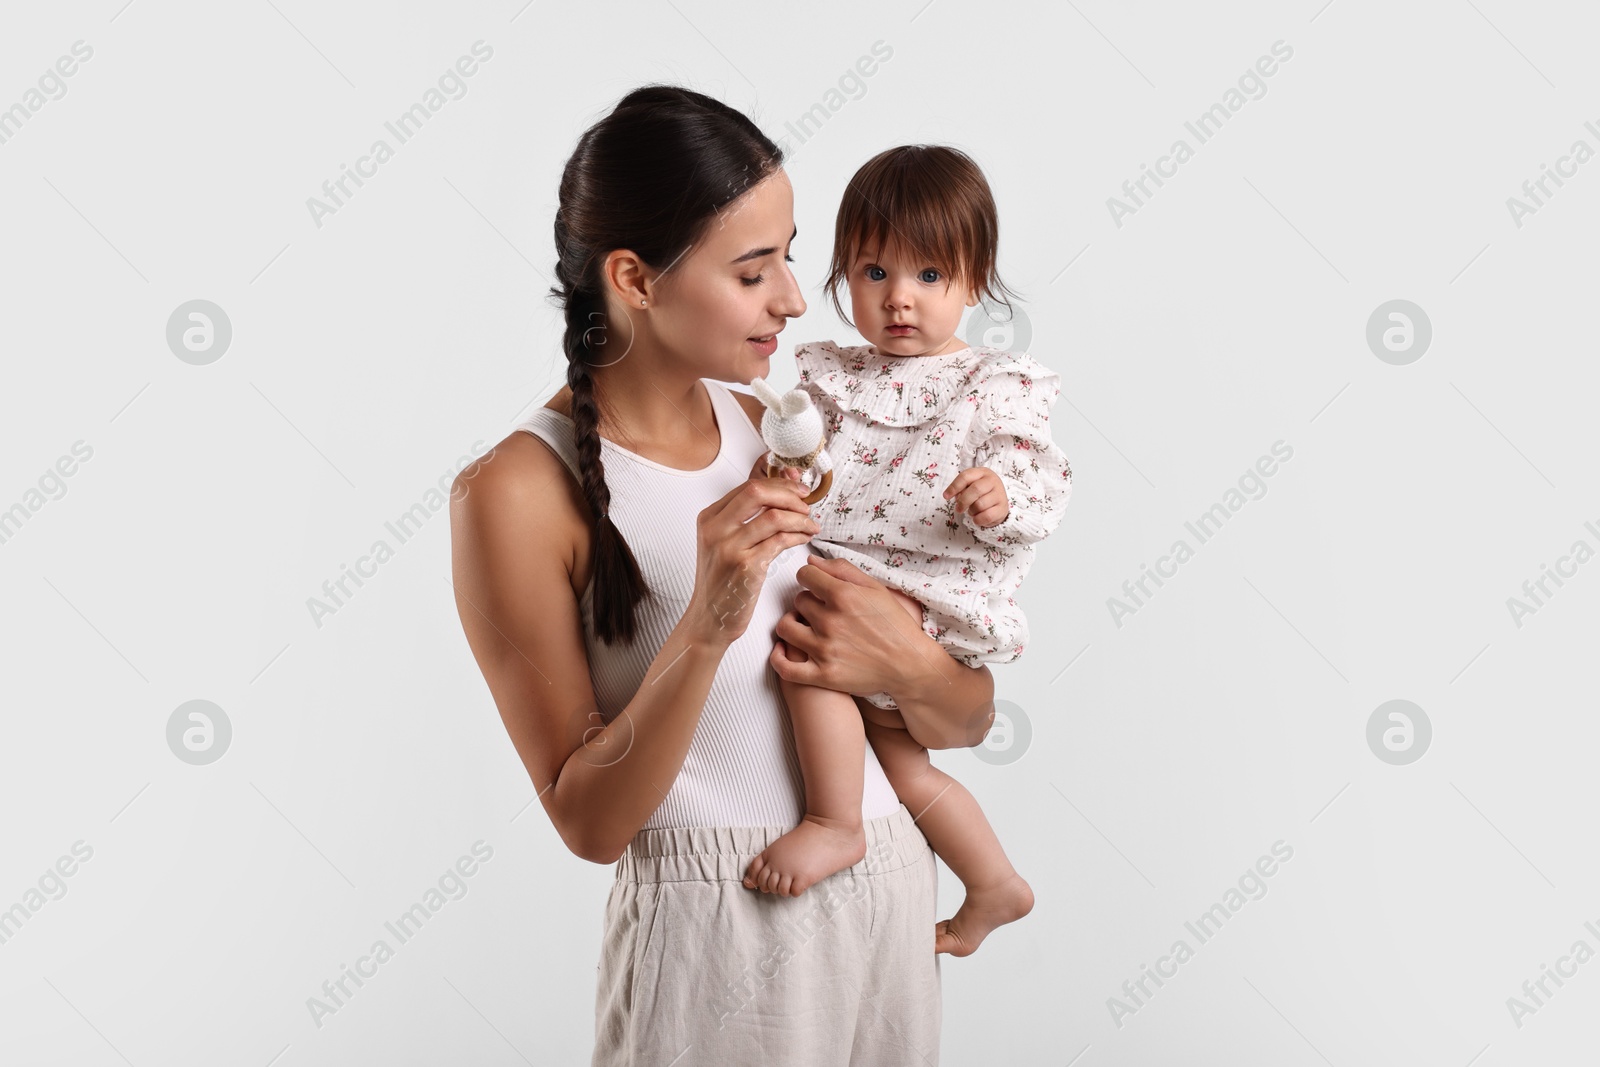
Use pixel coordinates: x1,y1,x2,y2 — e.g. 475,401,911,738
449,85,996,1065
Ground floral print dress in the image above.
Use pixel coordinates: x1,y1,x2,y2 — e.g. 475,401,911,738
793,340,1074,708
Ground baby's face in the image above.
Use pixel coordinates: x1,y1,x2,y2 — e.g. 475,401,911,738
845,240,976,358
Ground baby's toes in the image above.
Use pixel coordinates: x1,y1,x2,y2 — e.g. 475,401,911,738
743,854,766,890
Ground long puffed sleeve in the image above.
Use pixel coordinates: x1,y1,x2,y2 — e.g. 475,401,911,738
958,358,1073,547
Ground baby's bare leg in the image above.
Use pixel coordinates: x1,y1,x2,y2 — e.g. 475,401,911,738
743,554,869,898
866,588,1035,956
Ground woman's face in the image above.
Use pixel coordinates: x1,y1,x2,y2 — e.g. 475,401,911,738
650,168,806,384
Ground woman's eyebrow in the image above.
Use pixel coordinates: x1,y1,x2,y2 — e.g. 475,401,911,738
731,225,798,264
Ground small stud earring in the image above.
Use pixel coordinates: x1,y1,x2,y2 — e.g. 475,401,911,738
641,300,647,306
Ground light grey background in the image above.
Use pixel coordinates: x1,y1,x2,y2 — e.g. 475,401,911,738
2,0,1596,1064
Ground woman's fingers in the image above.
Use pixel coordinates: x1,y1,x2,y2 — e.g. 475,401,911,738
769,637,820,685
736,507,819,556
747,453,806,485
772,610,819,663
786,591,824,630
704,479,814,538
775,561,935,699
803,554,876,587
688,472,818,644
755,531,816,571
773,605,811,639
794,557,843,597
715,470,811,514
699,477,817,556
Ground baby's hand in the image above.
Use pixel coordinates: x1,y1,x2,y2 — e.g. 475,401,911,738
943,467,1009,527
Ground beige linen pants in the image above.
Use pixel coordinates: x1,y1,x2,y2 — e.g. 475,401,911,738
592,802,942,1066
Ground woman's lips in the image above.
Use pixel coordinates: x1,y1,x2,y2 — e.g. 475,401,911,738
748,335,778,356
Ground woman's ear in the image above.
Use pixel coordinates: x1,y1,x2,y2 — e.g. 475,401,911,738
603,248,652,308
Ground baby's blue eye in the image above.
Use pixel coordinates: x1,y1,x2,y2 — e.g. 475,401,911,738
864,264,942,284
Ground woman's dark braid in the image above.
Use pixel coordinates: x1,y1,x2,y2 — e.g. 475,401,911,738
561,286,612,526
551,218,647,643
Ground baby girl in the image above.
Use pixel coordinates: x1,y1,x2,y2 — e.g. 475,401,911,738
741,145,1073,956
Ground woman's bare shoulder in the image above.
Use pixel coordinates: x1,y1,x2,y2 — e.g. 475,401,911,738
461,423,576,498
542,389,573,420
452,424,589,580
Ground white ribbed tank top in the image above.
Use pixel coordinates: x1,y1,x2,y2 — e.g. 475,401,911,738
516,378,901,832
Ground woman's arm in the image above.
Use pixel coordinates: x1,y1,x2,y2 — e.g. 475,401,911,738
449,438,723,864
769,556,996,751
450,435,819,865
884,628,998,751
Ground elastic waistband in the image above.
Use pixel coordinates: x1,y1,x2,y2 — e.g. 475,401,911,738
614,803,927,885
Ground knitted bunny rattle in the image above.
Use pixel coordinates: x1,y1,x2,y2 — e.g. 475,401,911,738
748,377,833,505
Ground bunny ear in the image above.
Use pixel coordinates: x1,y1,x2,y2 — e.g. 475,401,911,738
749,377,784,412
778,390,812,417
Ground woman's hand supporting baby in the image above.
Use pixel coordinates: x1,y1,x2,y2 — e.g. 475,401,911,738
769,556,996,751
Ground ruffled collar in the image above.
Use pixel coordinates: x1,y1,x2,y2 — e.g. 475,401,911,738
796,341,1038,428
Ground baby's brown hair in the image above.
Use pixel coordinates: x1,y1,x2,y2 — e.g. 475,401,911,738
821,144,1019,331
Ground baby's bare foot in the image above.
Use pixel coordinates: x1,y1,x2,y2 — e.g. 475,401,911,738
934,871,1034,956
742,814,866,897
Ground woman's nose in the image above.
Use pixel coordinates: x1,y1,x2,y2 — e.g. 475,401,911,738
778,265,806,317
